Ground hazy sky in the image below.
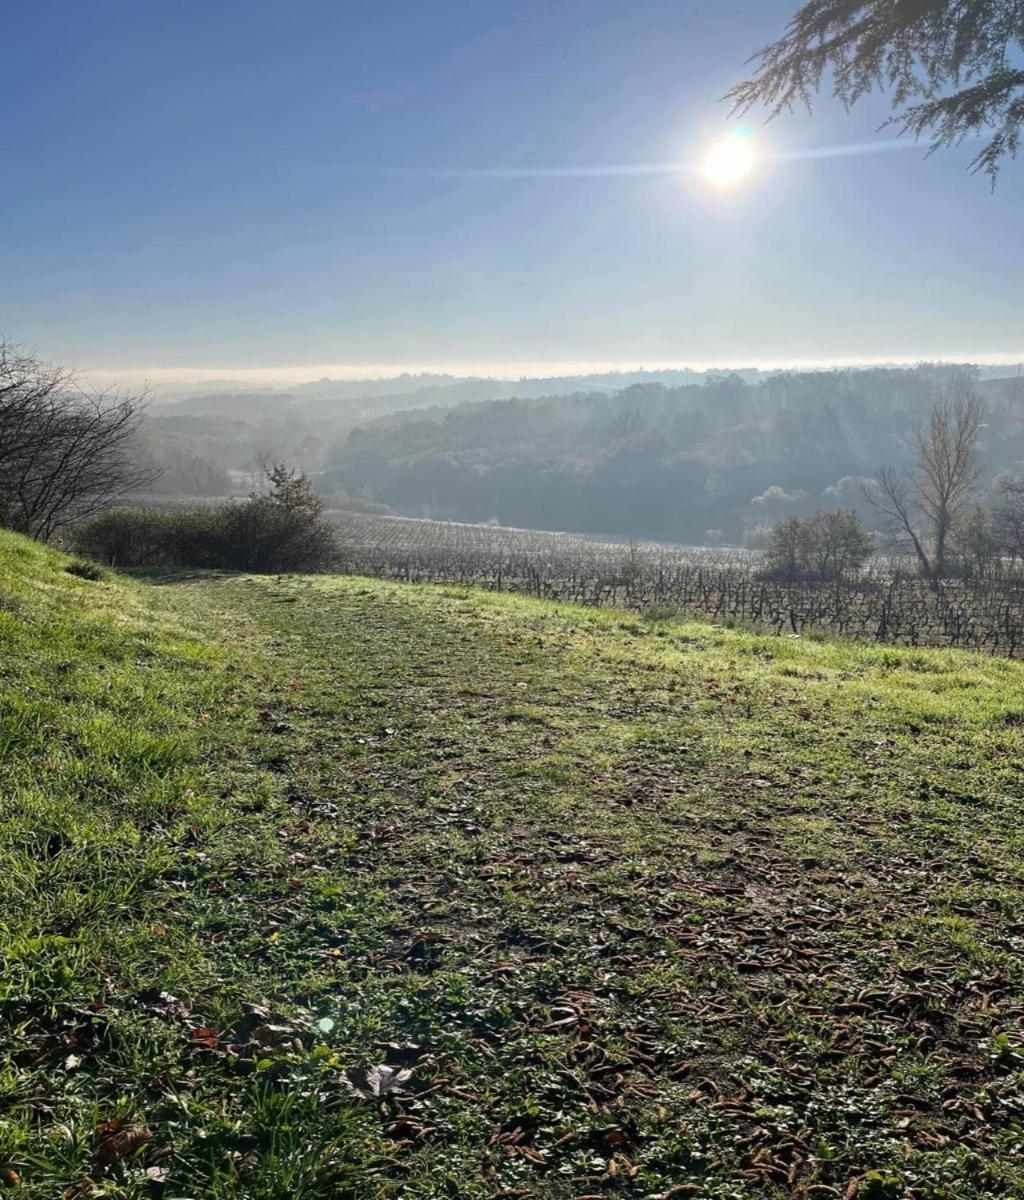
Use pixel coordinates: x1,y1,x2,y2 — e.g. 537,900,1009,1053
3,0,1022,382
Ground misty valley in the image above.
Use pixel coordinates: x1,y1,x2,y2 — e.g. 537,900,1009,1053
5,1,1024,1197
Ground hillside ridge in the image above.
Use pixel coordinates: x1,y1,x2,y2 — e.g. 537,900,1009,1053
2,536,1024,1196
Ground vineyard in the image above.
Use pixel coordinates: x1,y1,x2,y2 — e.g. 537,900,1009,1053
333,511,1024,655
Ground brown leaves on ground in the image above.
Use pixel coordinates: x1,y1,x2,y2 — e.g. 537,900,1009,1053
92,1119,152,1166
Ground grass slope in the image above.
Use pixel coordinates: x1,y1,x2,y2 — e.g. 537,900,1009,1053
2,531,1024,1198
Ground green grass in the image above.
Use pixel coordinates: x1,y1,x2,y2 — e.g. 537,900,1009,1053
2,530,1024,1198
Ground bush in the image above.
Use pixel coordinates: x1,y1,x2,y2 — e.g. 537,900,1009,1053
951,505,999,578
64,558,109,581
761,515,811,580
762,510,872,581
640,603,684,623
72,464,339,573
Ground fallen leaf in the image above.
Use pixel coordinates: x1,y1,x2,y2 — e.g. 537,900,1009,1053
251,1023,296,1048
188,1027,221,1050
341,1063,413,1099
93,1120,152,1166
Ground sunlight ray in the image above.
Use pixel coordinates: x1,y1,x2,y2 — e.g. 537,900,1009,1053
382,138,921,180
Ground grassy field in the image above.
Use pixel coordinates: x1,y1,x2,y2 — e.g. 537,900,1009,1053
3,530,1024,1198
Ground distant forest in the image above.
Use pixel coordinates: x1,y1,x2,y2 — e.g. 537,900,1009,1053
138,368,721,494
322,367,1024,544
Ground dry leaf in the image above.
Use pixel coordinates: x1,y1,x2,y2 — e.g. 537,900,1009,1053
341,1063,413,1099
93,1120,152,1166
189,1026,221,1050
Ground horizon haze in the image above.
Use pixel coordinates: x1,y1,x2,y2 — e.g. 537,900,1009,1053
80,354,1024,397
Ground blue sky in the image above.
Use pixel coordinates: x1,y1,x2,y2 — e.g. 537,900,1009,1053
2,0,1022,381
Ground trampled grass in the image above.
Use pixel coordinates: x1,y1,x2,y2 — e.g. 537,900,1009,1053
2,529,1024,1197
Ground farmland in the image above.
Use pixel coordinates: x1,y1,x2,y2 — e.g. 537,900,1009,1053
4,528,1024,1198
333,512,1024,656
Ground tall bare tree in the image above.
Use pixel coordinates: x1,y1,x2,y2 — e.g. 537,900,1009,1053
869,465,935,577
867,392,985,578
915,392,985,576
0,340,155,540
729,0,1024,181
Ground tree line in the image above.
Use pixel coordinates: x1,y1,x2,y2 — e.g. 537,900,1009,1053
5,337,1024,587
324,366,1024,545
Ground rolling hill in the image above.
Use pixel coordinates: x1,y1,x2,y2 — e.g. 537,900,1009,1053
324,367,1024,543
2,532,1024,1196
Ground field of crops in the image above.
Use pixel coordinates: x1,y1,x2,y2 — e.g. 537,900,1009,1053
332,512,1024,655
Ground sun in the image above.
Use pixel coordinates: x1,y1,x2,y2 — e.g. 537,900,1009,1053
701,130,757,188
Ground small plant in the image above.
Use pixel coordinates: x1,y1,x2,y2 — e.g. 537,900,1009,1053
858,1171,904,1199
985,1031,1024,1068
64,558,108,581
640,603,682,623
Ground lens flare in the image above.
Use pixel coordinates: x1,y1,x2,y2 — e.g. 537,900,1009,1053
701,129,757,188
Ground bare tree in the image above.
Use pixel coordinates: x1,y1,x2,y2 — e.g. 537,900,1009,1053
868,465,935,578
866,393,985,579
0,340,156,540
805,509,873,578
915,393,985,577
762,514,813,580
0,342,75,476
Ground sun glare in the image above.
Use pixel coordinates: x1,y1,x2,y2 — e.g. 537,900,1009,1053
701,130,757,188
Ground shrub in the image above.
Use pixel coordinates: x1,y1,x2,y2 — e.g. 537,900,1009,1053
64,558,109,581
217,463,338,573
762,510,872,581
761,515,812,580
640,603,684,623
72,464,339,573
951,505,999,578
73,506,227,569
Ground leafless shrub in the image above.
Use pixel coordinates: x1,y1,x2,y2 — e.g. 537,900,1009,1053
0,340,154,539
